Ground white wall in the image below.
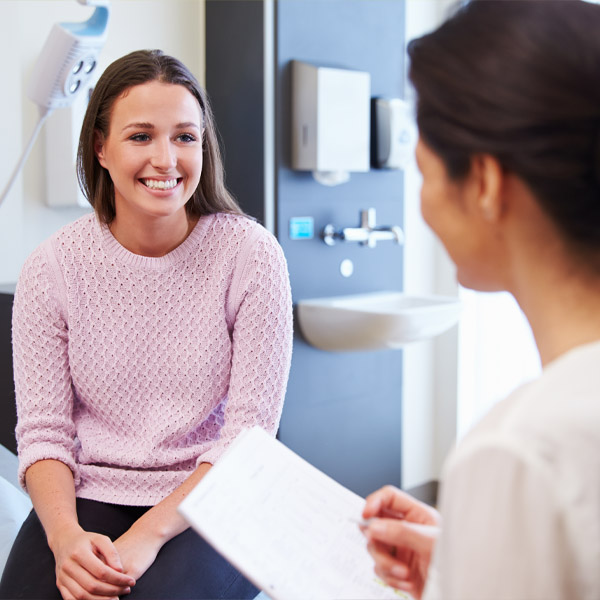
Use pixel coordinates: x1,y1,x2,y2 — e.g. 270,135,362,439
0,0,204,285
457,290,541,439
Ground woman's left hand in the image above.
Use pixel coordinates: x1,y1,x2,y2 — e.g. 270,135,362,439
113,525,164,581
362,486,441,599
111,463,212,581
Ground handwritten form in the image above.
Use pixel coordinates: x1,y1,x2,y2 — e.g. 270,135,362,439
178,427,408,600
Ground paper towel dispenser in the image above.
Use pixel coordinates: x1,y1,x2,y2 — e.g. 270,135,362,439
291,60,370,185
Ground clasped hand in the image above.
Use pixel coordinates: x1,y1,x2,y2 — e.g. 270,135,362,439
361,485,441,599
50,524,135,600
51,524,163,600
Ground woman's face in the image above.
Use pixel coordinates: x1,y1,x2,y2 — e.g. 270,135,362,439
95,81,203,225
415,137,504,291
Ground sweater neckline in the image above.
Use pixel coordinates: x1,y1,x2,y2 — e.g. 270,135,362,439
98,214,214,270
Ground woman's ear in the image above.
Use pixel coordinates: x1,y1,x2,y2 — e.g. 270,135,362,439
94,131,107,168
472,154,505,222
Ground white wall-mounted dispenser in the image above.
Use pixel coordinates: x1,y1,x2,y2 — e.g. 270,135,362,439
291,60,370,186
45,88,93,208
27,0,109,112
0,0,110,209
373,98,417,170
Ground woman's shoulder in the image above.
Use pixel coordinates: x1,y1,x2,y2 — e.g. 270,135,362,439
29,213,97,257
16,214,96,306
205,212,280,250
516,340,600,436
49,212,97,243
208,212,265,234
21,214,96,270
448,341,600,481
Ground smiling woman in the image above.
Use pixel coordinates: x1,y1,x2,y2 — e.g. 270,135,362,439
94,81,205,256
0,50,293,600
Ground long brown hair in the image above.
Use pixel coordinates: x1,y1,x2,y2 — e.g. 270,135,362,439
77,49,244,223
408,0,600,256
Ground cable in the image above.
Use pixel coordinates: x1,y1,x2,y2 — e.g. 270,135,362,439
0,107,52,209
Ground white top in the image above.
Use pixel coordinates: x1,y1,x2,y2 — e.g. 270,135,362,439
424,340,600,600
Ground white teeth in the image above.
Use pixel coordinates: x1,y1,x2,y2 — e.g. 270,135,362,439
143,178,178,190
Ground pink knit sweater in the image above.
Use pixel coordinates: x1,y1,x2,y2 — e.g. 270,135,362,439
12,212,293,506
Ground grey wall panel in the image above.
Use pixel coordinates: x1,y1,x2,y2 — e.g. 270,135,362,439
276,0,406,496
0,290,17,454
206,1,265,223
206,0,406,497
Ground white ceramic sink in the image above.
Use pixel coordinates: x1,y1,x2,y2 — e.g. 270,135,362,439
297,291,462,352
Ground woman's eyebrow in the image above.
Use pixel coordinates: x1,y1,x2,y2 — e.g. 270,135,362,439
120,121,201,134
176,121,202,130
121,122,154,133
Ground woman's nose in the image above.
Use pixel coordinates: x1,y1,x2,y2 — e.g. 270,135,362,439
151,139,177,170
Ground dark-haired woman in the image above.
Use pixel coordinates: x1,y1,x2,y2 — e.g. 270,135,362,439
361,2,600,599
0,50,292,600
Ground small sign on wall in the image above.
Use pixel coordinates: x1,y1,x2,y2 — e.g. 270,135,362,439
289,216,314,240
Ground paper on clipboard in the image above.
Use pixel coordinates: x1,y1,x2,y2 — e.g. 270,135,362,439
178,427,408,600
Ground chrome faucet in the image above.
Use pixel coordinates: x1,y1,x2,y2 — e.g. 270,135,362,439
322,208,404,248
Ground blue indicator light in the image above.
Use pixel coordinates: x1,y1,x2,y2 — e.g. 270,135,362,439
289,217,314,240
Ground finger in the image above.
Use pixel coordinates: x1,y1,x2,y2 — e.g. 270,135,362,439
368,543,411,593
367,540,409,577
62,561,132,598
88,538,136,587
91,535,124,573
363,486,416,519
63,552,135,595
366,518,436,556
373,565,415,594
364,486,441,526
58,582,75,600
59,573,122,600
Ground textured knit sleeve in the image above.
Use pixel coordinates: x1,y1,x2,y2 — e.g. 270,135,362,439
200,226,293,465
12,242,79,491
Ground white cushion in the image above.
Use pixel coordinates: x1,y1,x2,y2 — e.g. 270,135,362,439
0,475,32,576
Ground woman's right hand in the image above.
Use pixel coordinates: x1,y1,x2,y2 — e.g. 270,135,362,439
362,485,441,599
50,524,136,600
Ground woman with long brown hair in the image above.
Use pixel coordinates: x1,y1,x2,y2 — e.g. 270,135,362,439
0,49,293,600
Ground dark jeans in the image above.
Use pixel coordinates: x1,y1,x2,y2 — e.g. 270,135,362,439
0,498,258,600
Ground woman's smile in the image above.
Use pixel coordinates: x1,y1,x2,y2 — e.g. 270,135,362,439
140,177,182,191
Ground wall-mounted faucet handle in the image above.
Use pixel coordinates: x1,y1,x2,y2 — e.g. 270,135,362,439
322,207,404,248
322,224,339,246
361,208,377,229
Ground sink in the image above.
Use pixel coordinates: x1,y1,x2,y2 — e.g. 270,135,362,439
296,291,462,352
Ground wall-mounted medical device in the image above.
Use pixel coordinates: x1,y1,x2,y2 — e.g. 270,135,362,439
291,60,370,186
373,98,417,170
0,0,110,209
27,0,109,112
45,89,94,208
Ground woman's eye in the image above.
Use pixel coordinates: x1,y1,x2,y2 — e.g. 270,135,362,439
177,133,197,143
130,133,151,142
